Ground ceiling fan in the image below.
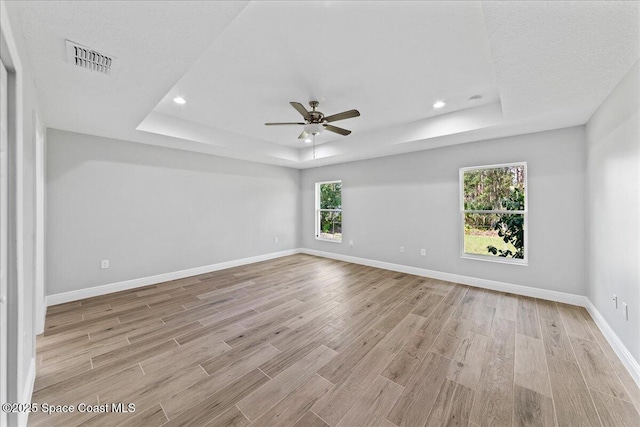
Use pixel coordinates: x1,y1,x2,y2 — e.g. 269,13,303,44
265,101,360,141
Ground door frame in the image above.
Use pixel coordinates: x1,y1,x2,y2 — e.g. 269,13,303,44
1,2,27,425
33,113,45,335
0,56,9,427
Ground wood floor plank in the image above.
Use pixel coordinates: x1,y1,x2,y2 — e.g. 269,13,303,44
424,379,474,427
569,335,630,400
546,356,600,426
140,332,232,375
578,311,640,414
337,376,404,427
160,343,279,418
516,306,540,339
381,299,457,386
447,331,489,390
318,327,387,384
67,365,207,427
376,313,425,355
374,303,415,334
294,411,330,427
515,335,552,397
431,317,470,358
200,342,281,387
535,299,560,321
486,317,515,360
513,384,556,427
469,304,495,336
312,346,396,426
556,304,594,341
469,351,514,427
259,338,326,379
538,316,576,363
202,406,250,427
591,389,640,427
161,369,269,426
411,293,444,318
386,352,451,427
91,339,179,369
251,374,333,427
114,404,168,427
237,345,337,421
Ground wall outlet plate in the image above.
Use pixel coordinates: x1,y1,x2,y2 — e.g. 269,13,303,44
101,260,109,269
400,246,405,253
420,249,426,256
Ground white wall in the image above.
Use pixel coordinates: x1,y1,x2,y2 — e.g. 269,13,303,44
586,61,640,363
46,129,300,296
301,127,586,295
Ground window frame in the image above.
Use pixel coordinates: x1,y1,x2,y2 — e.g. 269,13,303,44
315,180,342,243
459,162,528,266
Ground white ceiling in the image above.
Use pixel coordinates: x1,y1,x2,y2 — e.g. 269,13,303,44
8,1,640,168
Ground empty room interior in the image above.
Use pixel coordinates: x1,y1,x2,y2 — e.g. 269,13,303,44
1,1,639,426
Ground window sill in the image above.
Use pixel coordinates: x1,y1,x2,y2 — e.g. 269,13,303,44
461,254,528,266
315,237,342,244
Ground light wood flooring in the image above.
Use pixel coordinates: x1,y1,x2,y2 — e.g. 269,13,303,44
32,254,640,426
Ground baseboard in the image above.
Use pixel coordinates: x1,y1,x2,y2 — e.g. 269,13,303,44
302,248,640,389
584,300,640,388
301,249,587,305
19,358,36,427
46,249,302,306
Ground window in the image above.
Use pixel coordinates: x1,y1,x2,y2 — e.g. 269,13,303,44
460,163,527,264
315,181,342,243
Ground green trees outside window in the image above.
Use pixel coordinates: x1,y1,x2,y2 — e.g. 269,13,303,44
462,164,527,261
316,181,342,242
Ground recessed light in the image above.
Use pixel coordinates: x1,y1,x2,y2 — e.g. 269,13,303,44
433,100,446,109
173,97,186,105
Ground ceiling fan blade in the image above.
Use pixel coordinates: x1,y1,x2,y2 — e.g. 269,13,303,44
323,124,351,136
298,130,309,139
323,109,360,123
290,102,311,120
265,122,305,125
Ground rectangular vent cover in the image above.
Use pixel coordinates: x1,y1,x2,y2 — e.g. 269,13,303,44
65,40,115,75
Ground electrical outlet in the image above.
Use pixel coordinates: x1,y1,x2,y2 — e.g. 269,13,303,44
275,236,279,243
101,260,109,269
349,240,354,247
400,246,405,253
613,294,618,309
420,249,426,256
623,303,629,321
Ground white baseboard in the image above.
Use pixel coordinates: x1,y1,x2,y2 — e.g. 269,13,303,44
46,249,301,306
584,300,640,388
20,358,35,427
301,248,640,388
301,249,587,306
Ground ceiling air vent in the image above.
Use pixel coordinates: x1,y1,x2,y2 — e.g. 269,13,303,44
65,40,115,75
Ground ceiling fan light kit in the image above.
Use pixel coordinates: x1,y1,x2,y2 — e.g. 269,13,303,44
265,100,360,144
304,123,324,135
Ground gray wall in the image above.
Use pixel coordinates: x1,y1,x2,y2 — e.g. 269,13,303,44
46,129,300,295
301,127,586,295
586,61,639,362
